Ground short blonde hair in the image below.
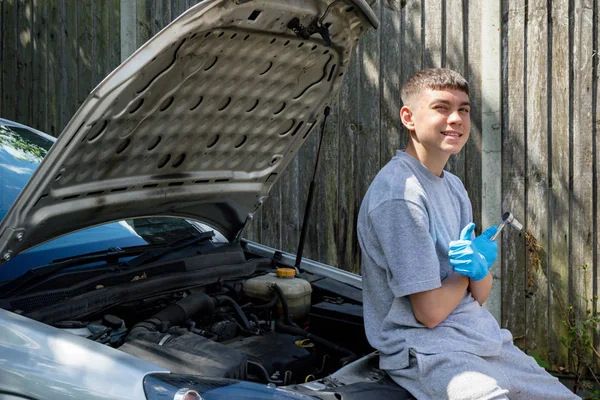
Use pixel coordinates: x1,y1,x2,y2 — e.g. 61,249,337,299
401,68,469,106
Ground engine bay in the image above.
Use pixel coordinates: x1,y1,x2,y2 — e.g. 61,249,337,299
45,243,373,387
0,238,419,399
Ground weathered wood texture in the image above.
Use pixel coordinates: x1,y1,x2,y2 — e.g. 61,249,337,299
3,0,600,375
1,0,121,136
549,0,571,373
502,0,527,346
524,0,549,363
466,0,482,238
500,0,600,375
571,0,595,374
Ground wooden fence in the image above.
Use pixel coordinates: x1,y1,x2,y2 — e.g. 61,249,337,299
502,0,599,373
1,0,599,374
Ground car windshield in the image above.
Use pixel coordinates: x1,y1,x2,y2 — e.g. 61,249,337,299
0,123,224,283
0,124,52,221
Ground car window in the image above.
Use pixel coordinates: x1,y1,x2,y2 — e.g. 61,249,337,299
124,217,208,244
0,125,53,222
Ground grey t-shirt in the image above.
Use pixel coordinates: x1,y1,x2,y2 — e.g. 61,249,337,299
357,150,503,371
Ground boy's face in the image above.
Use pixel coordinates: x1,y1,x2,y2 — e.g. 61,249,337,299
401,87,471,158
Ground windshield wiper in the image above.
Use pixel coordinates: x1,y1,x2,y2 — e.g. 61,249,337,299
0,231,214,298
124,230,214,269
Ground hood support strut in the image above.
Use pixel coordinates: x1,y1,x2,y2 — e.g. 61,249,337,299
294,106,331,271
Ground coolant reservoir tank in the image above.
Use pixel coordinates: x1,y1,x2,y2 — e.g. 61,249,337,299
243,268,312,321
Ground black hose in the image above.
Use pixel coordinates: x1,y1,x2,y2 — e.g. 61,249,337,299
217,314,258,336
235,321,259,336
187,320,217,339
129,292,216,337
247,360,283,384
271,284,297,327
251,290,280,310
275,321,357,366
154,292,216,325
248,313,260,328
223,282,241,300
215,295,252,331
271,283,356,366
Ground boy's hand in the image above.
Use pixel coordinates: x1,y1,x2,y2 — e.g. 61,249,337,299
448,223,499,281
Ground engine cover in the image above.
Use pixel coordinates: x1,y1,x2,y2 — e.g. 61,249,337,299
119,329,247,379
224,332,315,383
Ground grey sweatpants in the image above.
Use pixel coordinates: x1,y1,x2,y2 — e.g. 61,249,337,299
386,330,580,400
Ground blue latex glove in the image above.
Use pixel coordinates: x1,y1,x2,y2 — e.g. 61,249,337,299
448,223,499,281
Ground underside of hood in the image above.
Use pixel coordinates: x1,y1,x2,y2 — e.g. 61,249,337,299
0,0,377,266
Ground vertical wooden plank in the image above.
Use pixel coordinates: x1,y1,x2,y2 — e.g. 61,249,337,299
445,0,464,73
262,183,282,251
380,6,402,165
571,0,594,365
150,0,158,35
402,0,423,75
64,0,77,126
316,98,340,267
16,0,33,125
152,0,171,35
296,119,319,262
501,0,527,341
2,0,17,120
480,0,503,320
78,0,93,106
280,149,300,255
336,3,383,274
354,1,381,273
338,47,360,272
423,0,443,68
171,0,188,21
120,0,135,62
466,0,483,239
92,0,99,84
338,24,370,273
136,0,152,49
595,0,600,375
444,0,466,182
32,0,48,132
399,0,422,150
110,0,120,71
524,0,549,359
548,0,571,372
244,217,260,243
94,0,110,86
47,0,61,136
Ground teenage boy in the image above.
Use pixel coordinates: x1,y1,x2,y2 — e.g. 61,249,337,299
357,68,578,399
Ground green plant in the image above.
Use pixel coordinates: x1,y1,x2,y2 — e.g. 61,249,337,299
529,352,550,370
552,264,600,398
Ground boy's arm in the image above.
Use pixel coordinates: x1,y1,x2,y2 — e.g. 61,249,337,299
409,272,469,328
449,222,497,306
469,272,493,305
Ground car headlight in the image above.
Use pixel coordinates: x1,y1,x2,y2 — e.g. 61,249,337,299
144,373,317,400
173,389,202,400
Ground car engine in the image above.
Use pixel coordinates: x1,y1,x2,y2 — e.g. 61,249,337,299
53,268,364,386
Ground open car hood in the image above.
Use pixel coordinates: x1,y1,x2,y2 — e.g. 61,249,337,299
0,0,377,265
